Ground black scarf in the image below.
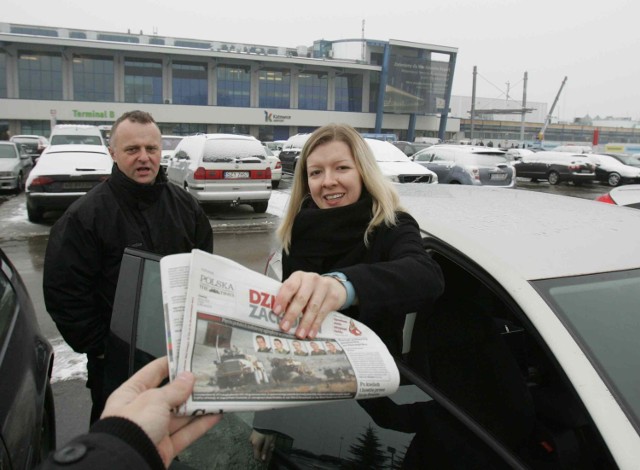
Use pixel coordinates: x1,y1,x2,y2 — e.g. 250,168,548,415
107,163,167,210
106,164,168,249
283,194,373,277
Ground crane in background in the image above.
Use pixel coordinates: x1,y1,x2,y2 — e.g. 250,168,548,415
536,76,568,147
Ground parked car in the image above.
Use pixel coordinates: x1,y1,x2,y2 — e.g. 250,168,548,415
278,133,311,174
262,141,285,158
596,184,640,209
364,138,437,183
108,186,640,469
166,134,272,213
25,144,113,222
0,246,55,469
391,141,434,157
160,135,184,173
588,153,640,186
263,145,282,189
9,134,50,164
513,151,595,185
278,134,437,184
606,153,640,169
49,124,106,147
412,145,515,187
505,148,535,162
0,141,33,193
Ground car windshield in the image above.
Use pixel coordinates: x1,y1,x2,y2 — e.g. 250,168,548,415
532,269,640,431
162,137,183,151
613,154,640,167
203,139,266,162
51,135,102,145
0,145,17,158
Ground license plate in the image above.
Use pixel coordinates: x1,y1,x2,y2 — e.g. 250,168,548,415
224,171,249,179
62,181,94,190
490,173,507,180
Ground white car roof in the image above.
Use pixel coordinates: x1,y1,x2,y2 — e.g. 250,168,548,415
398,185,640,280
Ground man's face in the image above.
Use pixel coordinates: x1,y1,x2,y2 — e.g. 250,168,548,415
326,342,336,352
109,120,161,184
256,337,266,348
293,342,302,351
274,340,283,349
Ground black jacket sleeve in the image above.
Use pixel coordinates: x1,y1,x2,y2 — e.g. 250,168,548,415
43,211,107,355
38,417,164,470
340,212,444,325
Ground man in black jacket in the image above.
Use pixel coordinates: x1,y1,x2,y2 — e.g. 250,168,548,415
44,110,213,423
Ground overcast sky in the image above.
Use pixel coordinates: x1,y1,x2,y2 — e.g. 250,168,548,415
4,0,638,121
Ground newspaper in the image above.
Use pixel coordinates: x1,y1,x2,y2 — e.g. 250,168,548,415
161,249,400,416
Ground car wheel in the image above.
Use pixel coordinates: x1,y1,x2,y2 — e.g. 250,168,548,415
27,200,44,223
547,171,560,185
37,385,56,464
272,180,280,189
252,202,268,213
14,173,24,194
608,172,621,187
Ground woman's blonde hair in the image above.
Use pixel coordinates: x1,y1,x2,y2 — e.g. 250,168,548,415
278,124,402,253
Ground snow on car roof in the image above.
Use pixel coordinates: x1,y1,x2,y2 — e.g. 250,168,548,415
397,184,640,280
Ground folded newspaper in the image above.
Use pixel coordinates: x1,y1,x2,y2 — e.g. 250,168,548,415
161,249,400,416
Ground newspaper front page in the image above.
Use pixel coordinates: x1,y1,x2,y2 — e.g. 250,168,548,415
161,249,400,416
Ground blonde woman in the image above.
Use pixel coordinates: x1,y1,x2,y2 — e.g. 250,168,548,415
250,124,444,462
273,123,444,347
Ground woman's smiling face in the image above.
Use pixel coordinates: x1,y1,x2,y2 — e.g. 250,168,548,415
306,140,363,209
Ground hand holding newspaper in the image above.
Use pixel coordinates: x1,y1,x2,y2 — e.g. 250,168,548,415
161,249,400,416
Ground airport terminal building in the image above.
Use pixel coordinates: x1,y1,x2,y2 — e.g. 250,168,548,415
0,22,459,141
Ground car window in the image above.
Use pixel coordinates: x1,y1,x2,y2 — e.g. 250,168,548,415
468,154,509,165
413,151,432,162
0,145,17,158
203,140,266,162
162,137,183,151
533,269,640,433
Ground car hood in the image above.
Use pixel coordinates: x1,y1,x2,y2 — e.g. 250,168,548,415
30,153,113,176
0,159,20,171
376,160,436,177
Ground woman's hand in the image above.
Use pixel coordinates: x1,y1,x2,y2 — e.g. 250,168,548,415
249,430,277,461
273,271,346,338
101,357,222,468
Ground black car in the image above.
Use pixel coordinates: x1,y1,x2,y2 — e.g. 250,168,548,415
278,134,311,174
107,244,615,469
9,135,50,165
513,151,596,185
0,247,55,468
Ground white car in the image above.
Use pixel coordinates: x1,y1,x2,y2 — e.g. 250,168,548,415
167,134,271,213
25,144,112,222
596,184,640,209
160,135,184,173
265,185,639,468
263,146,282,189
0,141,32,193
364,138,438,184
588,153,640,186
